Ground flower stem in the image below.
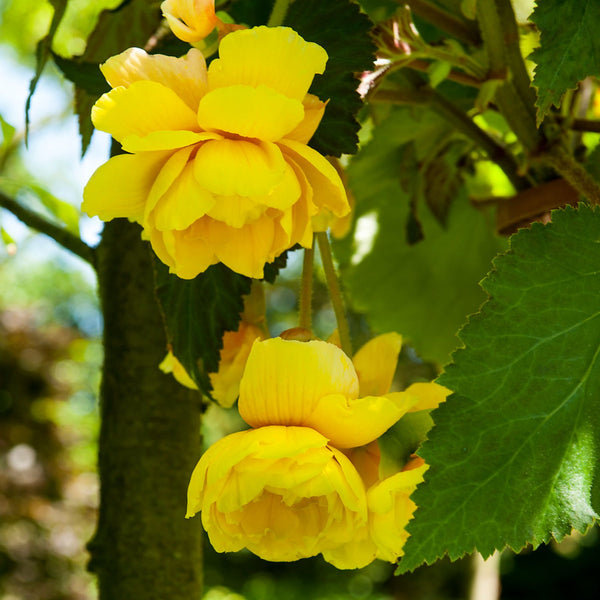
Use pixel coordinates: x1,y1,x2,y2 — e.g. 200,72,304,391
299,242,314,331
316,231,352,357
267,0,290,26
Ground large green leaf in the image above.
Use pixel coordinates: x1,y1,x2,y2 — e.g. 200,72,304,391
530,0,600,125
285,0,375,156
398,204,600,573
337,107,503,364
154,261,252,395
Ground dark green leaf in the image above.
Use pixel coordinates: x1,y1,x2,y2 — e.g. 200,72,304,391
398,204,600,572
285,0,375,156
51,51,110,96
530,0,600,125
154,260,252,394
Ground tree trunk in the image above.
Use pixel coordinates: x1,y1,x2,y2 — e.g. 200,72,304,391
88,219,203,599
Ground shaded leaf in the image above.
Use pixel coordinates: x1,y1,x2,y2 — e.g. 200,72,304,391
29,184,80,235
285,0,375,156
51,51,110,96
530,0,600,125
398,204,600,572
154,261,252,394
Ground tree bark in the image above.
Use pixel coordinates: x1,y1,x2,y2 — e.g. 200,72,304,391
88,219,203,599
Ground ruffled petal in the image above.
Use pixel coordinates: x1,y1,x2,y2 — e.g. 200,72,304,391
303,391,420,449
208,26,328,101
352,333,403,397
83,151,170,222
278,139,349,217
101,47,208,111
161,0,218,43
92,80,200,144
193,138,286,197
169,225,218,279
122,130,220,153
206,195,265,228
285,94,327,144
367,458,428,562
152,160,216,231
406,382,451,412
197,85,304,142
238,338,359,428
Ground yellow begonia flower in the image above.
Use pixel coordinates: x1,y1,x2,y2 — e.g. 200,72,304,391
83,27,349,279
188,334,450,569
161,0,218,43
187,426,368,562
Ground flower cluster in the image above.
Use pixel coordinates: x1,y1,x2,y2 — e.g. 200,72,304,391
187,335,448,568
83,26,349,279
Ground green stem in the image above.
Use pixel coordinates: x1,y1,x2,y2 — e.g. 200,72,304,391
0,190,96,266
299,242,314,331
543,145,600,206
316,231,352,357
267,0,290,26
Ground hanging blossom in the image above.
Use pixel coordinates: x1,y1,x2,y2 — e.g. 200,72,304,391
82,26,349,279
187,334,449,568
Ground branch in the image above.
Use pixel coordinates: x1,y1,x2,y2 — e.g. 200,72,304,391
404,0,481,47
0,190,96,266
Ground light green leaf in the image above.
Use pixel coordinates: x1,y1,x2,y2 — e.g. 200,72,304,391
398,204,600,572
337,107,503,364
530,0,600,125
29,184,80,235
0,115,16,155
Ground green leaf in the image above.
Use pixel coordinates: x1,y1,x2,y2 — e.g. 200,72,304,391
285,0,375,156
398,204,600,573
29,184,80,235
51,51,110,96
26,0,68,140
336,107,503,364
530,0,600,125
0,115,16,155
154,261,252,394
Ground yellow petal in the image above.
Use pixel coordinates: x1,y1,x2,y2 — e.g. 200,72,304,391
352,333,403,397
159,351,198,389
406,382,451,412
285,94,327,144
161,0,218,43
148,228,176,271
169,224,218,279
82,151,170,222
303,391,420,449
206,195,265,228
101,47,208,111
208,26,328,101
209,323,265,408
122,130,220,153
152,160,216,231
92,80,199,144
343,441,381,489
279,139,349,217
199,216,276,278
193,138,286,197
197,85,304,142
238,337,359,428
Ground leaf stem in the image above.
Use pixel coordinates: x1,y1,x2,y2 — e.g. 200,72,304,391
299,242,314,331
542,145,600,206
316,231,352,357
267,0,290,26
0,190,96,266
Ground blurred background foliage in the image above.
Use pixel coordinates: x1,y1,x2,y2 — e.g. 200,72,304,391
2,0,600,598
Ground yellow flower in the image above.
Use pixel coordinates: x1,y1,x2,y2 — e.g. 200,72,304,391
187,426,368,562
83,26,349,279
161,0,218,43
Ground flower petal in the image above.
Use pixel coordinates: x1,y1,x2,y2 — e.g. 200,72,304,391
352,333,403,397
152,160,216,231
83,151,170,222
122,130,220,153
161,0,218,43
208,26,328,101
285,94,327,144
239,338,359,428
92,80,199,144
193,138,286,197
279,139,349,217
406,382,451,412
169,225,218,279
101,47,207,111
159,351,198,389
198,85,304,142
304,391,420,449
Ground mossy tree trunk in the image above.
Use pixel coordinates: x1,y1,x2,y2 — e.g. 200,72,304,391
87,219,203,599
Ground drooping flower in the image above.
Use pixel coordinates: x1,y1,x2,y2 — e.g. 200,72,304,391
161,0,219,43
187,334,449,567
83,26,349,279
